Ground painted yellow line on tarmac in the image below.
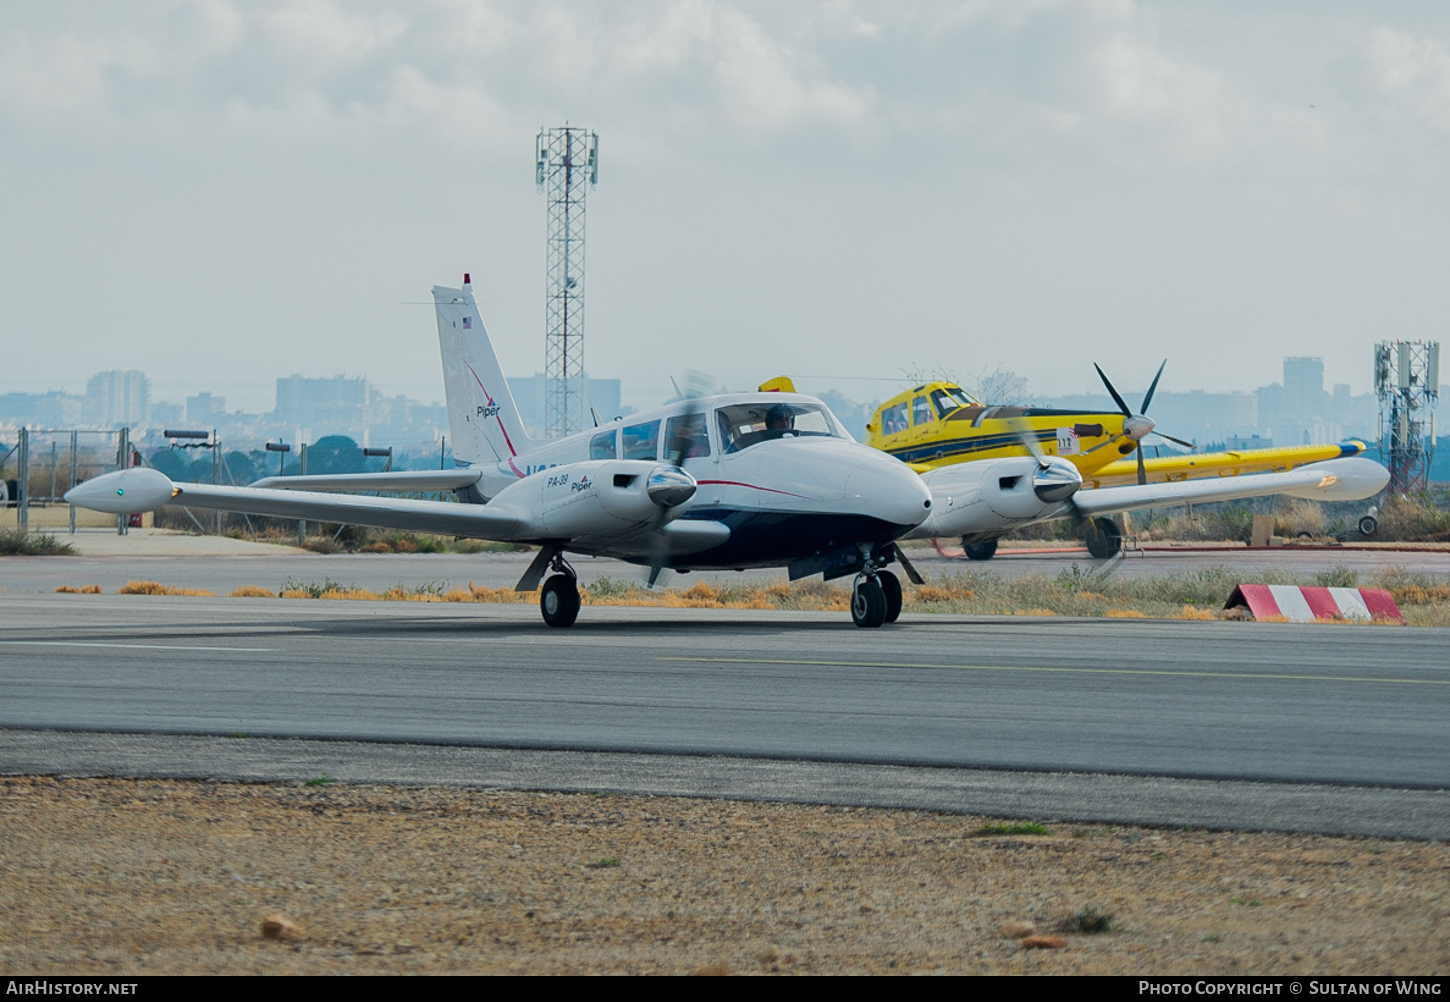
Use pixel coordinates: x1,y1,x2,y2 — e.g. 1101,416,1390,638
657,657,1449,686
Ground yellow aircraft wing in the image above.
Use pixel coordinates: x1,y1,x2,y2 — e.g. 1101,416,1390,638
1084,441,1369,489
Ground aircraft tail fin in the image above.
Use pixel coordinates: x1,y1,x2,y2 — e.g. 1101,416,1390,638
434,278,532,467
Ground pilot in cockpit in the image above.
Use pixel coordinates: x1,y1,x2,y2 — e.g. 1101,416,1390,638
765,404,796,434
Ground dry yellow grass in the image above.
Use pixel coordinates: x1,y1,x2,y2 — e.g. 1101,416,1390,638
53,585,101,595
116,580,215,597
1173,605,1218,621
228,586,276,598
1104,609,1147,619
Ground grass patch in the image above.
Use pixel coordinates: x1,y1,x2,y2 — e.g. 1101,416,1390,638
116,580,216,596
585,858,620,869
303,774,336,787
54,585,102,594
0,529,76,556
228,586,275,598
972,822,1049,837
1074,908,1114,933
121,562,1450,626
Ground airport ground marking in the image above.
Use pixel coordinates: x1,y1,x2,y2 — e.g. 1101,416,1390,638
0,641,276,653
658,657,1449,686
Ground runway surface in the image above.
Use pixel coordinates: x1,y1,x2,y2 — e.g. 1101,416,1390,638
3,545,1447,597
1,592,1447,832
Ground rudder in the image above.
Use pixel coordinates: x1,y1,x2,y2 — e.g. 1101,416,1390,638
434,277,532,468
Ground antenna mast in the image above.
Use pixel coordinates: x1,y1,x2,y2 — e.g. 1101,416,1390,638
1374,339,1440,496
537,125,599,438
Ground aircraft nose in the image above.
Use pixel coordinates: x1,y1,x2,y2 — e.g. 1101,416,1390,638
844,457,932,528
1124,415,1155,441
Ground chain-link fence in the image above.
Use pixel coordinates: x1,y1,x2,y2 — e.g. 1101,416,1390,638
3,428,455,538
1,428,132,534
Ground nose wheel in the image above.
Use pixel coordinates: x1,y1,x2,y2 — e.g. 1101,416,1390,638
852,569,902,628
539,554,581,628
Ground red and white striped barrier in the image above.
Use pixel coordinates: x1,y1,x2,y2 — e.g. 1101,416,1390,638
1224,585,1404,624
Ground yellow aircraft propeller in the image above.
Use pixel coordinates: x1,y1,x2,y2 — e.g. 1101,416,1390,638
1091,361,1199,485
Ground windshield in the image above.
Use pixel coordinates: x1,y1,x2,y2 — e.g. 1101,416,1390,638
715,402,843,454
932,386,977,413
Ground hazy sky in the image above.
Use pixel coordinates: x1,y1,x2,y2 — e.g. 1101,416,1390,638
3,1,1449,412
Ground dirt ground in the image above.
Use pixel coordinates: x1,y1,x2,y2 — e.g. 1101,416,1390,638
0,776,1445,975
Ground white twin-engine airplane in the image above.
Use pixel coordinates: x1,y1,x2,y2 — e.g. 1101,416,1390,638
67,276,1390,629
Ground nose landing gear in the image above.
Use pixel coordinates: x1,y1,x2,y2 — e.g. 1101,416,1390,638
852,566,903,628
540,554,581,628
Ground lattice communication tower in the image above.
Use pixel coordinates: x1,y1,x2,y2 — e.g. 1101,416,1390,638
537,126,599,437
1374,340,1439,495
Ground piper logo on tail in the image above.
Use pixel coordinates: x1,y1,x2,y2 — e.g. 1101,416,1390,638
477,403,501,419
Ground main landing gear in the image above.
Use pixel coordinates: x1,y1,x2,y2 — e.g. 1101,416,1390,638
852,568,902,629
540,554,581,628
1083,516,1123,560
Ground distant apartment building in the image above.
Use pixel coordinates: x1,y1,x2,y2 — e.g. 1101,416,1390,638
186,392,227,426
0,391,83,428
270,374,446,445
507,374,623,439
1255,357,1377,445
84,370,149,427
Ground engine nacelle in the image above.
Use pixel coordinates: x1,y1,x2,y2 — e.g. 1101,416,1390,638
906,456,1079,540
491,460,695,539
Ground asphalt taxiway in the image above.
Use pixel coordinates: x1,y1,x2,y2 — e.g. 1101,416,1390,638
1,593,1446,838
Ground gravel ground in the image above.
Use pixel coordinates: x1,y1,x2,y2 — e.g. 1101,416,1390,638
1,777,1446,975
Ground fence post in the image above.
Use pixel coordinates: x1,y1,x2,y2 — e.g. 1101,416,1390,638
209,429,219,535
69,430,77,534
17,427,28,535
298,443,307,544
116,427,130,535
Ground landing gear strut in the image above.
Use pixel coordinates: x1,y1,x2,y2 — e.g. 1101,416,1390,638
540,554,581,628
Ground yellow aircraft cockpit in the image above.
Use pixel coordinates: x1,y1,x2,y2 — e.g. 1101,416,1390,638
865,380,1135,475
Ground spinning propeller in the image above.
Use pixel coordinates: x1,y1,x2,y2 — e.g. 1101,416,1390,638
644,370,713,587
1088,361,1197,486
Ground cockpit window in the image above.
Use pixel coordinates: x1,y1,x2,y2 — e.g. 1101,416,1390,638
715,402,842,454
879,401,909,436
620,420,660,461
931,386,975,417
911,396,934,426
664,412,711,461
589,429,617,460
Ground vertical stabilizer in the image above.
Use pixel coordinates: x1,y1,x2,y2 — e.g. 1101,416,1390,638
434,279,533,467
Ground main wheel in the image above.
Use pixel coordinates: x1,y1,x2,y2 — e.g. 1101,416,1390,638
540,574,581,628
1084,517,1122,559
851,576,888,628
879,570,903,624
1358,515,1378,536
964,539,998,561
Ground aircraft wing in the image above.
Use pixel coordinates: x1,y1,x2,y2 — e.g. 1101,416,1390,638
249,469,484,492
1069,457,1387,517
1085,441,1367,488
66,468,531,540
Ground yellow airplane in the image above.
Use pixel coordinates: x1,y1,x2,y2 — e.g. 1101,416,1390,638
858,362,1184,481
855,362,1365,487
762,365,1371,559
